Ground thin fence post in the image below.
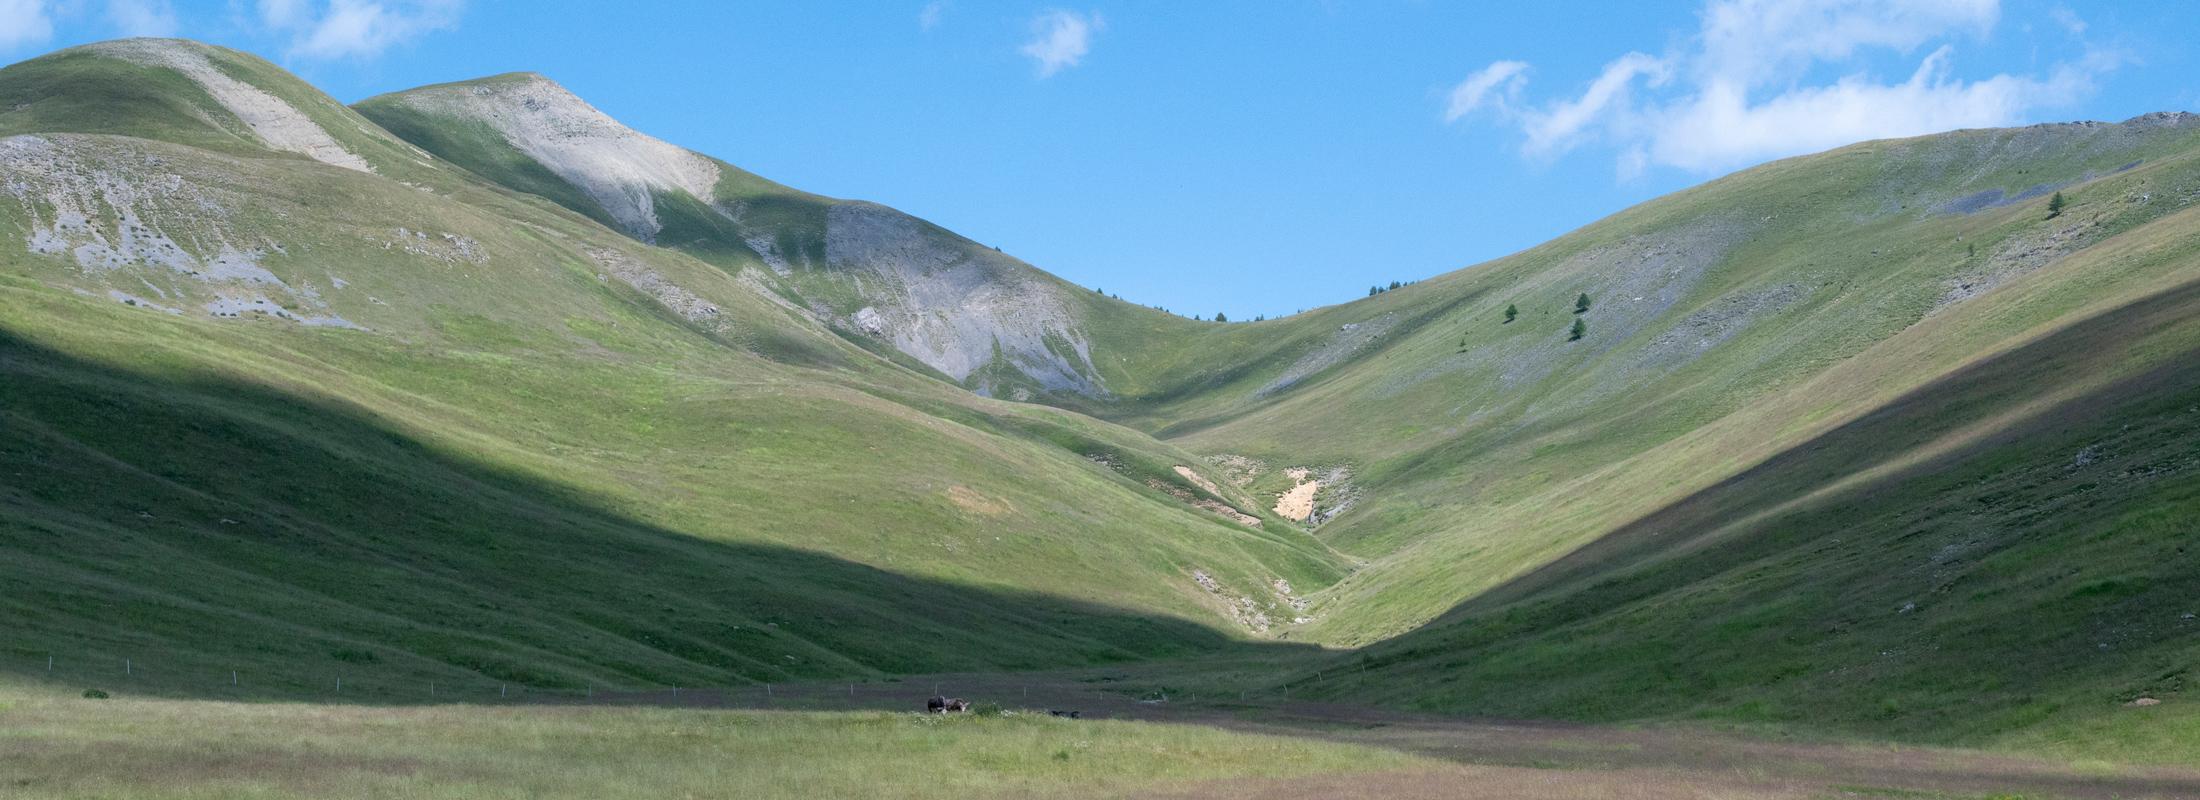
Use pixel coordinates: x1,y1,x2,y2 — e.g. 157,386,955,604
765,683,772,699
500,684,506,699
232,670,238,686
429,682,435,697
125,657,131,677
335,677,341,692
587,683,593,700
46,655,53,673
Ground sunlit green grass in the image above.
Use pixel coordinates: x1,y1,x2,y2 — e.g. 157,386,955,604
0,685,1427,800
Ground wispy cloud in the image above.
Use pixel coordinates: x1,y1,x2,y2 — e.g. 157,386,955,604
1020,8,1102,78
106,0,178,37
1443,60,1528,122
254,0,462,60
1446,0,2112,176
919,0,946,32
0,0,54,50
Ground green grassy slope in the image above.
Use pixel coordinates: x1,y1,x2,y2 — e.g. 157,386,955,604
1073,119,2200,751
353,72,1216,402
6,35,2200,759
0,41,1345,696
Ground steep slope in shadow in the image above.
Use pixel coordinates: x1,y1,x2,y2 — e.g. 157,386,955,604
0,327,1314,701
1329,276,2200,744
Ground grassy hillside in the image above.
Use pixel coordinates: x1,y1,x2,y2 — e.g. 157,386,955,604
0,40,1345,697
4,35,2200,764
1071,118,2200,752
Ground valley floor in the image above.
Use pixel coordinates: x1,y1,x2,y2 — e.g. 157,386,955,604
7,673,2198,800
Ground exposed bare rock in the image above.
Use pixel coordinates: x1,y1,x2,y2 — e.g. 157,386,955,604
89,39,373,173
1172,465,1224,498
1937,215,2104,311
823,202,1104,395
1260,313,1399,398
2,134,361,329
587,246,726,331
1273,468,1321,521
1147,478,1260,527
382,74,722,242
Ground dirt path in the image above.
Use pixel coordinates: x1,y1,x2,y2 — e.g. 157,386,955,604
580,672,2200,800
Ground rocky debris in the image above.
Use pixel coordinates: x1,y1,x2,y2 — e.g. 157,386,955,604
1273,466,1355,526
1937,215,2102,311
1146,479,1260,527
1638,282,1810,370
587,247,726,331
1272,577,1311,623
388,228,487,265
202,295,364,328
90,39,373,173
1191,569,1221,592
1189,569,1271,633
1204,454,1264,487
822,202,1105,396
105,289,181,314
383,74,722,242
1273,468,1321,521
1259,313,1399,398
1172,466,1225,498
2,134,362,330
739,231,806,275
852,306,887,336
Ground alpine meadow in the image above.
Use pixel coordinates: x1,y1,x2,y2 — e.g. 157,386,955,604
3,12,2200,800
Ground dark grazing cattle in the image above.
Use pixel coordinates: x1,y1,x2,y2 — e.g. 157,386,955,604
926,696,971,713
1048,709,1082,719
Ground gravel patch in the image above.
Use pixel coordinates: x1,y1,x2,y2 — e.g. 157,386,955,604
824,202,1104,396
382,74,722,242
90,39,373,173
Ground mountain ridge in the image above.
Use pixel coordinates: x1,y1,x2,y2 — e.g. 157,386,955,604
3,36,2199,756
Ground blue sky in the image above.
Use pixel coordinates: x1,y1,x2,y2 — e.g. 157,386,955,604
4,1,2195,319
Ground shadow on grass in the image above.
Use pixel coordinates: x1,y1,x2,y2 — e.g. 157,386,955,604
0,327,1313,703
1351,275,2200,735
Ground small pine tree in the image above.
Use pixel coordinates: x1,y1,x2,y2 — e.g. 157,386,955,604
1569,317,1587,341
1388,280,1402,291
1369,286,1380,296
1215,312,1228,322
1504,304,1517,323
1575,293,1592,313
2047,191,2066,219
1966,242,1975,258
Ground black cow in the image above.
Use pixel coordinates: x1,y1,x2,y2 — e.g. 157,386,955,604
926,696,971,713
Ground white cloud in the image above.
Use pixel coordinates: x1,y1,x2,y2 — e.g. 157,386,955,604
1521,52,1669,156
918,0,945,31
1448,0,2111,175
0,0,55,50
106,0,177,36
1443,60,1527,122
255,0,460,60
1020,9,1102,78
2048,5,2085,35
256,0,307,29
